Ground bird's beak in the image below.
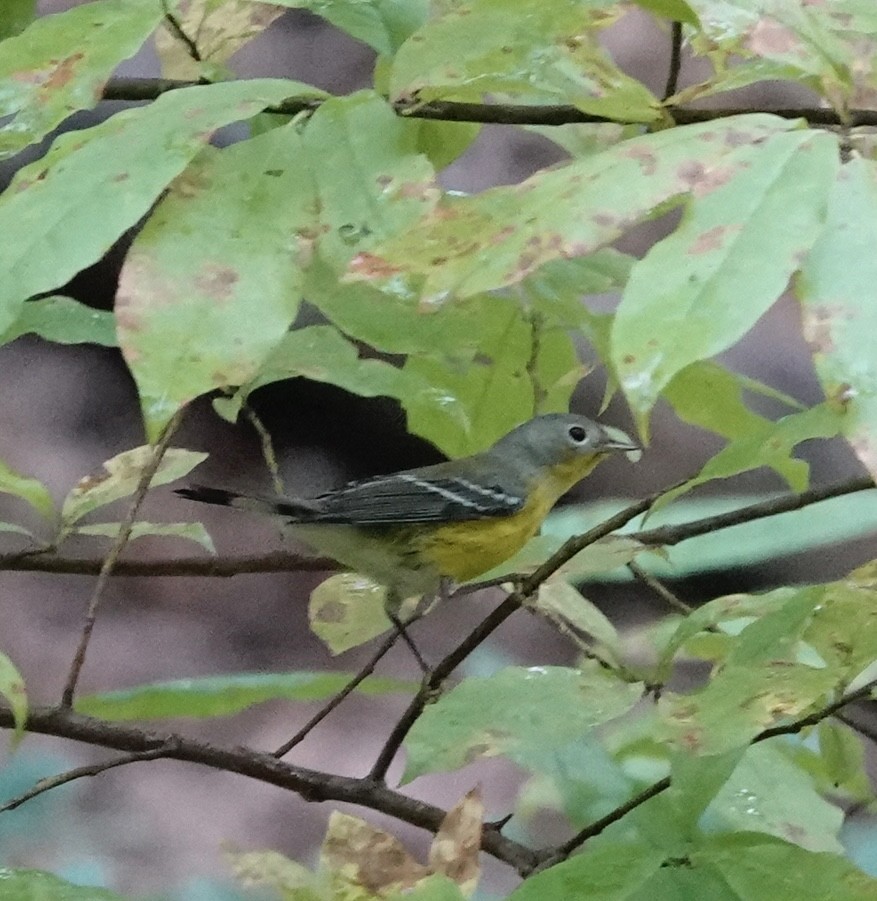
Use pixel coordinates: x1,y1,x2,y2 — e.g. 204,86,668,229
598,425,642,462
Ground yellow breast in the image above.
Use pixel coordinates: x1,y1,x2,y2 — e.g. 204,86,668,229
420,451,605,582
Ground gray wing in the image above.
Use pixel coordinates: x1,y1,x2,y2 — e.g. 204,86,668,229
301,468,526,525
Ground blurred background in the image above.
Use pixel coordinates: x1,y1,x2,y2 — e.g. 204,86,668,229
0,1,874,897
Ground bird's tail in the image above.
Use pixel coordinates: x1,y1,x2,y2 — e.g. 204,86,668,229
175,485,320,521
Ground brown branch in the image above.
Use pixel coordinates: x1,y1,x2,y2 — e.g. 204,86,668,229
627,560,693,615
0,550,337,577
273,628,403,758
0,745,176,813
2,475,872,580
0,704,538,874
663,21,684,101
61,412,184,707
632,475,875,549
368,489,670,783
534,676,877,871
100,77,877,128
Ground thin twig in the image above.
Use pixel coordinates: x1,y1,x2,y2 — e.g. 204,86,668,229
243,404,285,496
160,1,202,62
0,745,175,813
534,676,877,870
633,475,875,548
273,629,403,758
0,704,539,875
663,21,684,100
61,411,185,708
627,560,693,615
368,489,670,783
100,77,877,129
1,475,872,579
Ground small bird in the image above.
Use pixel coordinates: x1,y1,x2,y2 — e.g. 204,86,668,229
177,413,638,639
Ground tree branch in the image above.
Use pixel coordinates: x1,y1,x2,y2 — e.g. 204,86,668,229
632,475,875,549
61,412,184,707
534,676,877,871
368,489,669,783
663,21,684,101
0,704,539,874
100,77,877,129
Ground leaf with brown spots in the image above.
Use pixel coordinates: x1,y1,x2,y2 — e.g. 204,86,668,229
346,116,793,304
798,157,877,479
611,128,838,428
403,664,642,781
428,788,483,897
0,0,164,160
60,445,207,528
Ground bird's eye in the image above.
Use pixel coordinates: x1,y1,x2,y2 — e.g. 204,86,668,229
568,425,587,443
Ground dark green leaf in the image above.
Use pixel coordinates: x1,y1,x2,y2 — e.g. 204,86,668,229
507,842,665,901
694,833,877,899
0,0,34,40
270,0,430,55
0,296,116,347
76,670,413,720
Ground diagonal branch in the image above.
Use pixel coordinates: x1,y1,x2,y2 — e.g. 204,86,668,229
61,412,185,707
534,676,877,871
0,704,539,875
367,488,671,783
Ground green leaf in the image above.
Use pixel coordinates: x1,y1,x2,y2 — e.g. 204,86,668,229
611,128,838,427
348,115,795,302
0,869,125,899
76,670,413,720
0,0,34,40
155,0,285,79
0,0,163,159
309,573,414,655
630,0,698,25
0,78,318,338
506,842,665,901
270,0,429,56
386,875,467,901
664,361,803,443
117,125,311,439
403,664,642,781
816,720,872,801
390,0,660,122
226,848,327,901
667,747,744,831
0,652,27,744
220,325,430,424
535,579,621,651
72,521,216,553
403,301,583,456
0,457,54,521
60,446,208,527
798,157,877,479
653,402,845,512
0,296,116,347
703,743,845,853
409,118,481,170
694,833,877,899
681,2,857,107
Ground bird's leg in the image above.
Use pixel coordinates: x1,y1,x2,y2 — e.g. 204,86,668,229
385,589,429,673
